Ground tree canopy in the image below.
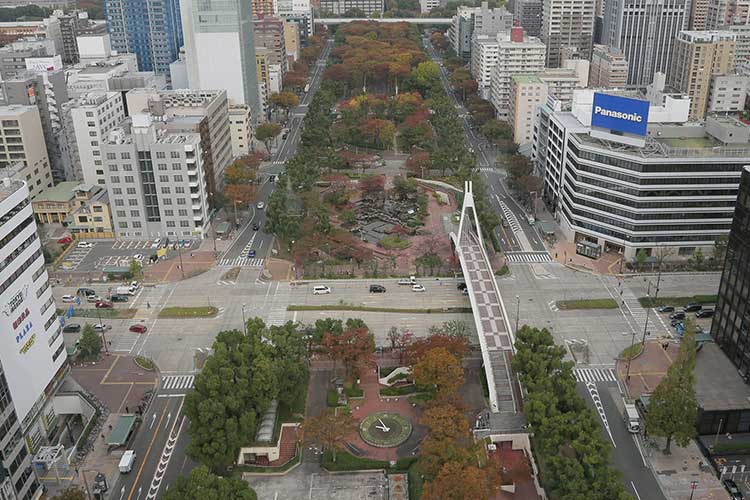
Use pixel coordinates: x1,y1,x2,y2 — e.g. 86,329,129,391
164,465,256,500
78,324,102,359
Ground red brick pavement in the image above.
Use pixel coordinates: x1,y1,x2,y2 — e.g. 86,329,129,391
71,354,157,413
144,250,215,283
616,339,674,398
489,442,542,500
267,425,300,466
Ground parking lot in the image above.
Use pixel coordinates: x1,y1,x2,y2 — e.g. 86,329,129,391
248,465,388,500
58,239,197,273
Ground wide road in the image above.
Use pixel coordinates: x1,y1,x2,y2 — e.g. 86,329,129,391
219,39,333,265
422,36,546,254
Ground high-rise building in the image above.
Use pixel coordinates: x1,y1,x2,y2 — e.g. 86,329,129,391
727,23,750,75
691,0,710,29
105,0,184,75
318,0,384,16
513,0,543,37
275,0,313,41
509,74,548,145
102,115,211,240
254,16,288,75
0,176,67,500
253,0,275,16
669,30,736,120
541,0,596,67
707,0,750,28
0,106,54,200
283,20,300,62
589,44,628,87
229,104,253,158
602,0,690,85
711,166,750,377
180,0,262,121
448,2,513,61
488,27,546,119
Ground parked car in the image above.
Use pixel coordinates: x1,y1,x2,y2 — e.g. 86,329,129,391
57,235,73,245
95,300,113,309
312,285,331,295
76,241,93,249
462,288,469,295
457,282,467,291
129,324,147,334
110,294,129,302
247,249,256,258
683,303,703,312
696,309,715,318
669,311,686,320
723,479,744,500
369,284,386,293
86,295,101,303
412,284,426,292
671,319,684,328
93,324,109,332
133,254,143,262
256,201,265,210
62,295,76,303
656,305,674,313
77,288,96,297
62,323,81,333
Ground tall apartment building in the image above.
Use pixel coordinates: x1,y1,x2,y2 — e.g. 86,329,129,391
449,2,513,61
1,70,69,183
53,10,80,64
588,44,628,87
61,91,126,185
691,0,710,29
514,0,543,37
284,20,300,62
728,23,750,75
538,67,584,105
253,0,275,16
711,166,750,377
275,0,313,40
318,0,384,16
509,74,548,145
105,0,184,75
180,0,262,120
254,16,288,75
602,0,690,85
669,30,737,120
707,0,750,28
541,0,596,67
125,89,233,201
229,104,253,158
102,116,210,240
256,48,271,116
0,106,53,200
471,35,501,98
488,28,546,119
708,74,750,113
0,177,67,500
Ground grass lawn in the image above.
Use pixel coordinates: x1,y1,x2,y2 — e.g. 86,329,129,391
68,308,138,319
639,295,717,308
556,298,618,310
379,235,411,250
134,356,156,371
408,461,423,499
158,306,218,318
619,343,643,360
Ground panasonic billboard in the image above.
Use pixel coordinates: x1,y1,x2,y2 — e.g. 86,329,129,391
590,93,651,147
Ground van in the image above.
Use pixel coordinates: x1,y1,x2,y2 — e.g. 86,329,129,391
313,285,331,295
119,450,136,473
624,403,640,433
115,286,135,296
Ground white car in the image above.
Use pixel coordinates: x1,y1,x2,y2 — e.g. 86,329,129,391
133,254,143,261
77,241,93,249
412,284,426,293
313,285,331,295
130,281,140,290
256,201,265,210
151,238,160,248
86,295,102,303
61,295,75,303
93,324,109,332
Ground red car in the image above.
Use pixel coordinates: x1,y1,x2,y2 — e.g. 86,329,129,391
129,324,147,333
95,300,113,309
57,235,73,245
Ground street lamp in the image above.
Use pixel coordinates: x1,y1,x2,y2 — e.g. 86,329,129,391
626,282,652,383
241,303,247,336
515,295,520,334
97,307,108,354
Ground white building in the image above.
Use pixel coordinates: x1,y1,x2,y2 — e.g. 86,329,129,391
102,115,211,240
509,74,548,146
0,177,67,500
541,0,596,67
419,0,440,13
448,2,513,61
488,27,546,120
61,91,126,185
229,104,253,158
0,106,54,200
708,74,750,113
274,0,313,39
471,35,500,98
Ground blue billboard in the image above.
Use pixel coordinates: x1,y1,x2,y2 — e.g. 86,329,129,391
591,93,650,137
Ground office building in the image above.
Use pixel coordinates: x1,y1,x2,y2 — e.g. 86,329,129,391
275,0,314,40
61,91,126,185
283,20,300,62
711,166,750,377
420,0,441,13
602,0,690,85
125,89,233,201
488,27,546,120
0,41,55,81
589,44,628,88
31,181,114,235
253,0,275,16
105,0,184,75
256,48,271,114
0,176,67,500
514,0,543,37
708,74,750,113
53,10,80,64
707,0,750,28
691,0,710,29
0,106,53,200
541,0,596,67
102,115,210,240
669,30,736,120
318,0,384,16
449,2,513,61
254,16,288,75
229,104,253,158
180,0,262,120
509,74,547,145
728,24,750,75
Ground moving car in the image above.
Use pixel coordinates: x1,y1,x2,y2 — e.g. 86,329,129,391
252,223,260,231
723,479,744,500
62,295,76,303
669,311,686,320
696,309,715,318
313,285,331,295
248,249,256,258
412,284,426,292
369,284,386,293
62,323,81,333
95,300,113,309
256,201,265,210
119,450,136,474
129,324,147,334
398,276,417,285
656,305,674,313
683,303,703,312
76,241,93,248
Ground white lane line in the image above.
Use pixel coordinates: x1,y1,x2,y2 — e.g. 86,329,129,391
631,481,642,500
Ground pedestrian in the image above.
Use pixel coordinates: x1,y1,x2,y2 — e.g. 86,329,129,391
147,302,150,309
125,406,129,413
108,424,112,431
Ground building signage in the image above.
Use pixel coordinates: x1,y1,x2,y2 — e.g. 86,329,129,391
591,93,650,137
12,308,30,330
19,333,36,355
3,286,28,317
15,321,32,344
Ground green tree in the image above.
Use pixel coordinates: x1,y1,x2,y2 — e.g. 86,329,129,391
691,248,705,271
636,248,648,272
164,465,256,500
411,60,441,94
129,259,142,279
78,324,102,359
52,487,86,500
256,122,282,154
646,321,698,454
713,235,728,263
480,119,512,143
302,410,357,462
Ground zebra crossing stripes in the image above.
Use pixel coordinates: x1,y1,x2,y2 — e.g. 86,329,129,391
498,201,521,233
476,167,495,172
217,257,264,267
161,375,195,391
505,251,553,264
573,368,617,383
272,160,284,165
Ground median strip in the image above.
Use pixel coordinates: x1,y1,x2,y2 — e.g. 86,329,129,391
157,306,218,318
287,305,473,314
556,299,618,310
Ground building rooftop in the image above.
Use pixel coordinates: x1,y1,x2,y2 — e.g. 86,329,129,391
78,65,120,75
33,181,78,203
513,74,542,84
696,343,750,412
0,178,24,204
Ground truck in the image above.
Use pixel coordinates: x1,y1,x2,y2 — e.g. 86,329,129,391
119,450,136,473
304,83,310,93
624,403,641,433
398,276,417,285
115,286,135,296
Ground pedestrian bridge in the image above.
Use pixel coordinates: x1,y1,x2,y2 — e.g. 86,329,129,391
315,17,452,24
450,181,519,414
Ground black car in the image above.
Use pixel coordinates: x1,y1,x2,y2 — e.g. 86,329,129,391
683,303,702,312
63,323,81,333
77,287,95,297
369,284,386,293
723,479,744,500
457,282,467,291
670,319,683,328
669,311,686,320
696,308,715,318
656,305,675,313
110,294,129,302
253,223,260,231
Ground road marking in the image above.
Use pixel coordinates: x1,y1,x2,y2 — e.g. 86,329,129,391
573,367,616,383
146,401,185,500
505,251,553,264
586,382,616,447
631,481,642,500
128,404,168,500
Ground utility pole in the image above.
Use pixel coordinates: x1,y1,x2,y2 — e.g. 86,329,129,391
176,242,185,280
241,304,247,336
515,295,520,333
97,308,108,353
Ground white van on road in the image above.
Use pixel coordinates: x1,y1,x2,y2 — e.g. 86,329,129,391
119,450,136,473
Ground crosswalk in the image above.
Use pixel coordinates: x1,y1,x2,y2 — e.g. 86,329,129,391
217,257,264,267
476,167,495,172
272,160,284,165
604,277,670,337
266,284,290,326
499,201,521,233
505,251,553,264
161,375,195,391
573,367,617,383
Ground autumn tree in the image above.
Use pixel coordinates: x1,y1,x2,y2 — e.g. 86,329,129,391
405,333,469,365
269,91,300,119
418,403,476,480
420,404,470,441
406,151,431,177
255,122,282,154
320,326,375,380
52,488,86,500
359,174,386,197
423,462,493,500
413,347,464,400
302,410,357,462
